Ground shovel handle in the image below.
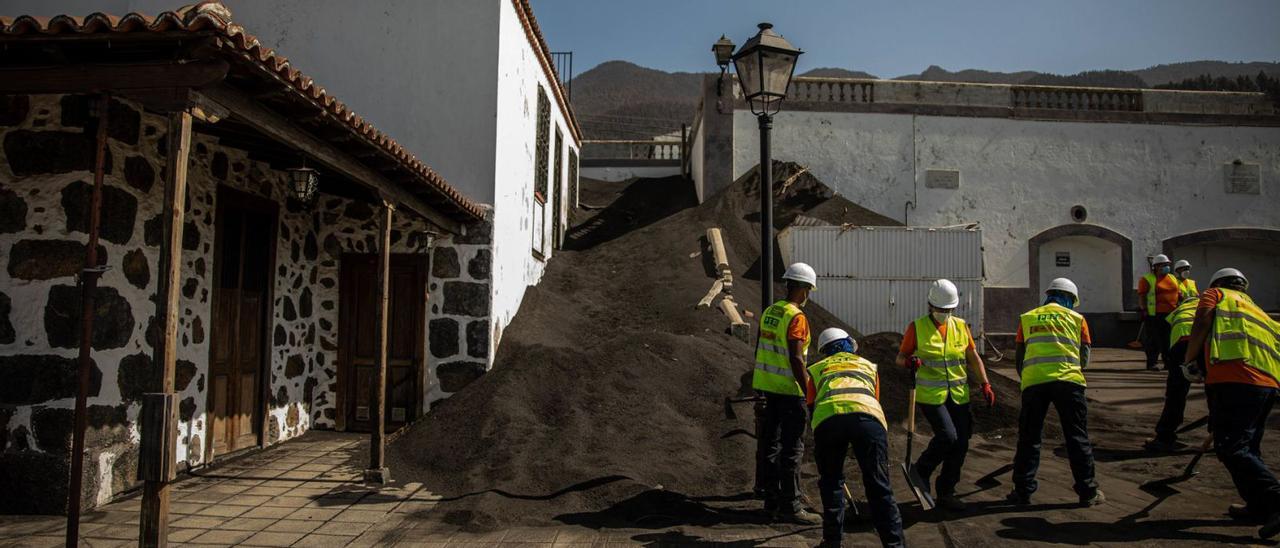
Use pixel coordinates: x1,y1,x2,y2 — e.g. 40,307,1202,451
905,375,917,435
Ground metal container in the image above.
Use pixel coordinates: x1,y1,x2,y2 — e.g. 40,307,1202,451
779,225,985,344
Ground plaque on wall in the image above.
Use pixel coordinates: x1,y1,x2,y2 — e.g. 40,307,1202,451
1056,252,1071,267
925,169,961,189
1225,161,1261,195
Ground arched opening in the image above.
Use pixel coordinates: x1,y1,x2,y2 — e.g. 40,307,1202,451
1028,224,1134,313
1164,228,1280,311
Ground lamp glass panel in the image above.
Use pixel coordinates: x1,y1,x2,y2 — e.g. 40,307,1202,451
760,50,797,100
733,52,762,99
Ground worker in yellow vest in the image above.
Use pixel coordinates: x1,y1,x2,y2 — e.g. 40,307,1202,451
895,279,995,512
1138,254,1181,371
1008,278,1105,507
1174,259,1198,299
1182,268,1280,539
809,328,904,548
1145,295,1200,452
752,262,820,525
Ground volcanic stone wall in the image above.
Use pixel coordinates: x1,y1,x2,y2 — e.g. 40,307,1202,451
426,218,494,404
0,93,443,513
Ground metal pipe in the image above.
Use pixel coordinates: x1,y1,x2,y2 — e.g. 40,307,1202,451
759,113,773,312
67,93,110,547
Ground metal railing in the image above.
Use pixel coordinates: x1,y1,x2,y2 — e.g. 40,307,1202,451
550,51,573,101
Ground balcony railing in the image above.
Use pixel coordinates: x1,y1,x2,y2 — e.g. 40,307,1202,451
790,78,875,104
1011,86,1143,111
581,140,683,161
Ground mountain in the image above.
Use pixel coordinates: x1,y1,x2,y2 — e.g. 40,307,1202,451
569,60,1280,139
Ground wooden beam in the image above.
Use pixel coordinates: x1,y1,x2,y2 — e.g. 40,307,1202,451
139,111,191,548
0,60,228,94
364,201,394,484
197,86,462,234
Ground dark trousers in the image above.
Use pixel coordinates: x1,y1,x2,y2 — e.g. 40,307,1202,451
757,392,806,513
1208,383,1280,516
1012,381,1099,499
1154,341,1191,443
914,398,972,497
1142,316,1173,369
814,414,905,548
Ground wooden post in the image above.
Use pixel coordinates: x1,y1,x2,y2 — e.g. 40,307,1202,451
139,110,191,547
364,200,394,484
66,93,110,547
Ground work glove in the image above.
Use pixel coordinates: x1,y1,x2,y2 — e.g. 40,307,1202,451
1181,359,1205,383
979,383,996,407
907,356,923,374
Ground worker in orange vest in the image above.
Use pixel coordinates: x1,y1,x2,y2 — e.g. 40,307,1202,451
1137,254,1180,371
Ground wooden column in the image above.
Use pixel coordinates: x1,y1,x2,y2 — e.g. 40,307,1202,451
66,94,110,548
364,200,394,484
139,111,191,547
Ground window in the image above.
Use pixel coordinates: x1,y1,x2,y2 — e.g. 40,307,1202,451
534,86,551,201
568,148,579,210
552,128,563,248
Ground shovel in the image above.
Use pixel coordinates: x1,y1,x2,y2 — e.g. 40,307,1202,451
900,376,936,510
1181,434,1215,478
1127,322,1145,350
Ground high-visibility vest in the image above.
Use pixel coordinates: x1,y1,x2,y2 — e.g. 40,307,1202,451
912,315,971,405
808,352,886,431
1166,299,1197,348
1018,303,1087,390
1209,288,1280,384
752,300,809,396
1178,278,1199,300
1142,272,1180,315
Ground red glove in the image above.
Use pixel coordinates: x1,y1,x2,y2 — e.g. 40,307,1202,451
907,356,923,373
980,383,996,407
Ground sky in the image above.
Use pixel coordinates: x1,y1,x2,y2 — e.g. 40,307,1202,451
534,0,1280,78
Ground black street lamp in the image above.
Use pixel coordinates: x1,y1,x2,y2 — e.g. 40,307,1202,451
730,22,801,312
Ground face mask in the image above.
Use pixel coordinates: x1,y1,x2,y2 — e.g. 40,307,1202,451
1158,266,1172,276
1177,270,1189,280
931,311,951,324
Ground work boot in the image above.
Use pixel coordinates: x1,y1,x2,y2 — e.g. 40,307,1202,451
1006,490,1031,506
1143,437,1184,453
1080,489,1106,507
1229,503,1266,524
937,494,968,512
774,507,821,525
1260,511,1280,540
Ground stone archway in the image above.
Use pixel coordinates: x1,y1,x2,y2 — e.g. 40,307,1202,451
1028,224,1134,312
1164,227,1280,311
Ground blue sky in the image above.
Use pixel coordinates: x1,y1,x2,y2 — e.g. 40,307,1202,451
534,0,1280,78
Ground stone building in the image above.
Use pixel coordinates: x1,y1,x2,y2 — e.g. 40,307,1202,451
0,3,512,513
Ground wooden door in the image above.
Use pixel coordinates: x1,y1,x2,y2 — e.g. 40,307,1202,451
208,189,276,457
338,254,426,432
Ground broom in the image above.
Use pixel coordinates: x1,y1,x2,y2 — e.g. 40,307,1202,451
1127,322,1145,349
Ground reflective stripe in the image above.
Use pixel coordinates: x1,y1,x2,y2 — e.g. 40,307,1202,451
1218,310,1280,340
1214,332,1280,363
1170,317,1194,325
1023,355,1080,366
1024,335,1079,346
821,387,877,400
756,340,789,355
916,377,966,388
755,362,795,378
819,370,877,390
921,359,965,368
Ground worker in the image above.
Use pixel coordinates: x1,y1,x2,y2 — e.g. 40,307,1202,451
1145,294,1200,452
1181,268,1280,539
809,328,905,548
895,279,996,512
752,262,821,524
1008,278,1105,507
1138,254,1180,371
1174,259,1198,299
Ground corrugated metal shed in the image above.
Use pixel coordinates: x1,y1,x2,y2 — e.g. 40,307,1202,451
779,225,985,343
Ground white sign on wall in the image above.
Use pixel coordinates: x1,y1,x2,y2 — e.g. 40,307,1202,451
1225,161,1261,194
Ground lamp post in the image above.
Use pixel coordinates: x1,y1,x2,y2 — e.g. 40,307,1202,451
728,22,801,312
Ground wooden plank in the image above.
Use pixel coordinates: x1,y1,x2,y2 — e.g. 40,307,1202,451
365,202,394,484
0,60,228,93
197,85,463,235
139,110,191,548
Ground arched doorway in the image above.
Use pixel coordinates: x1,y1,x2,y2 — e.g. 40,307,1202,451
1028,225,1134,313
1164,228,1280,311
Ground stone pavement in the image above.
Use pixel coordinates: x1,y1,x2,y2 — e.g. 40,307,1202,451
0,433,820,547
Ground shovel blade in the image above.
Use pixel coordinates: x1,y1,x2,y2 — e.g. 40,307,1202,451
900,462,935,510
975,463,1014,488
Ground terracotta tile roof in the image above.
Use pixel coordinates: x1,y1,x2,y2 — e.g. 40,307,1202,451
1,1,485,223
512,0,582,145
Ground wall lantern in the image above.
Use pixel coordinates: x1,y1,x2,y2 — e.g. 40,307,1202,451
731,22,803,116
712,34,736,95
288,162,319,203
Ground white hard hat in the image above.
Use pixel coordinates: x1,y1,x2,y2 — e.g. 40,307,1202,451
1047,277,1079,303
1174,259,1191,271
817,327,855,352
928,279,960,309
782,262,817,289
1151,254,1171,266
1209,267,1248,288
